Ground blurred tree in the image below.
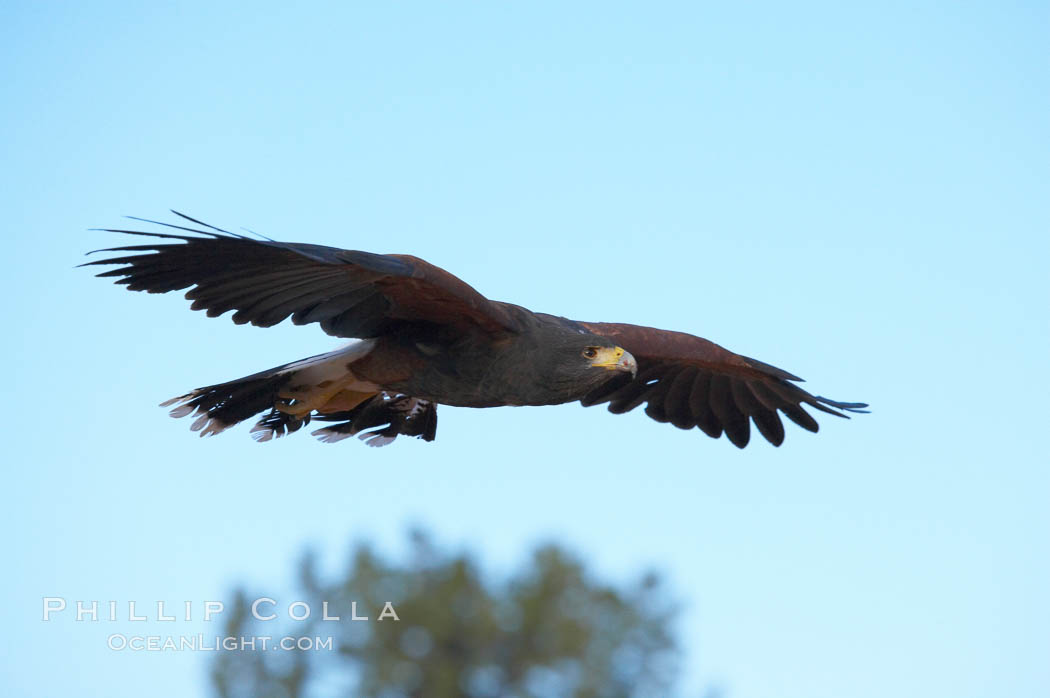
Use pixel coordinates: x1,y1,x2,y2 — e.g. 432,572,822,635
211,529,680,698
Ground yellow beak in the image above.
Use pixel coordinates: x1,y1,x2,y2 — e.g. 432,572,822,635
592,346,637,377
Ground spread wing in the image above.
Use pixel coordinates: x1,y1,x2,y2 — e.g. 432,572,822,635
578,321,868,448
82,212,520,338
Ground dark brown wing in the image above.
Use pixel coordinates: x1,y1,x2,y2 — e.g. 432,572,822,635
82,212,519,338
578,321,867,448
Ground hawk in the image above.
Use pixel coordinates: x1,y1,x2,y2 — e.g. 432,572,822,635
84,213,867,448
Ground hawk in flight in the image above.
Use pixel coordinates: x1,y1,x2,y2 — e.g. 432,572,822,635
85,213,867,448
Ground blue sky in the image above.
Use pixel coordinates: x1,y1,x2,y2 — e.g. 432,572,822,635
2,2,1047,696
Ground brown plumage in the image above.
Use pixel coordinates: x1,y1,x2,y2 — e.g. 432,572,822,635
84,212,867,448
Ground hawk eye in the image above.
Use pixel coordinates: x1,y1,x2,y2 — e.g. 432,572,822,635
582,347,599,359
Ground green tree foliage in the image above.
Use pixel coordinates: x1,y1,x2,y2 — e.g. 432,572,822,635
211,530,680,697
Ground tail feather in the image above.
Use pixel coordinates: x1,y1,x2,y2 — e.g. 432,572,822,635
249,409,311,442
161,347,439,446
161,372,294,438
